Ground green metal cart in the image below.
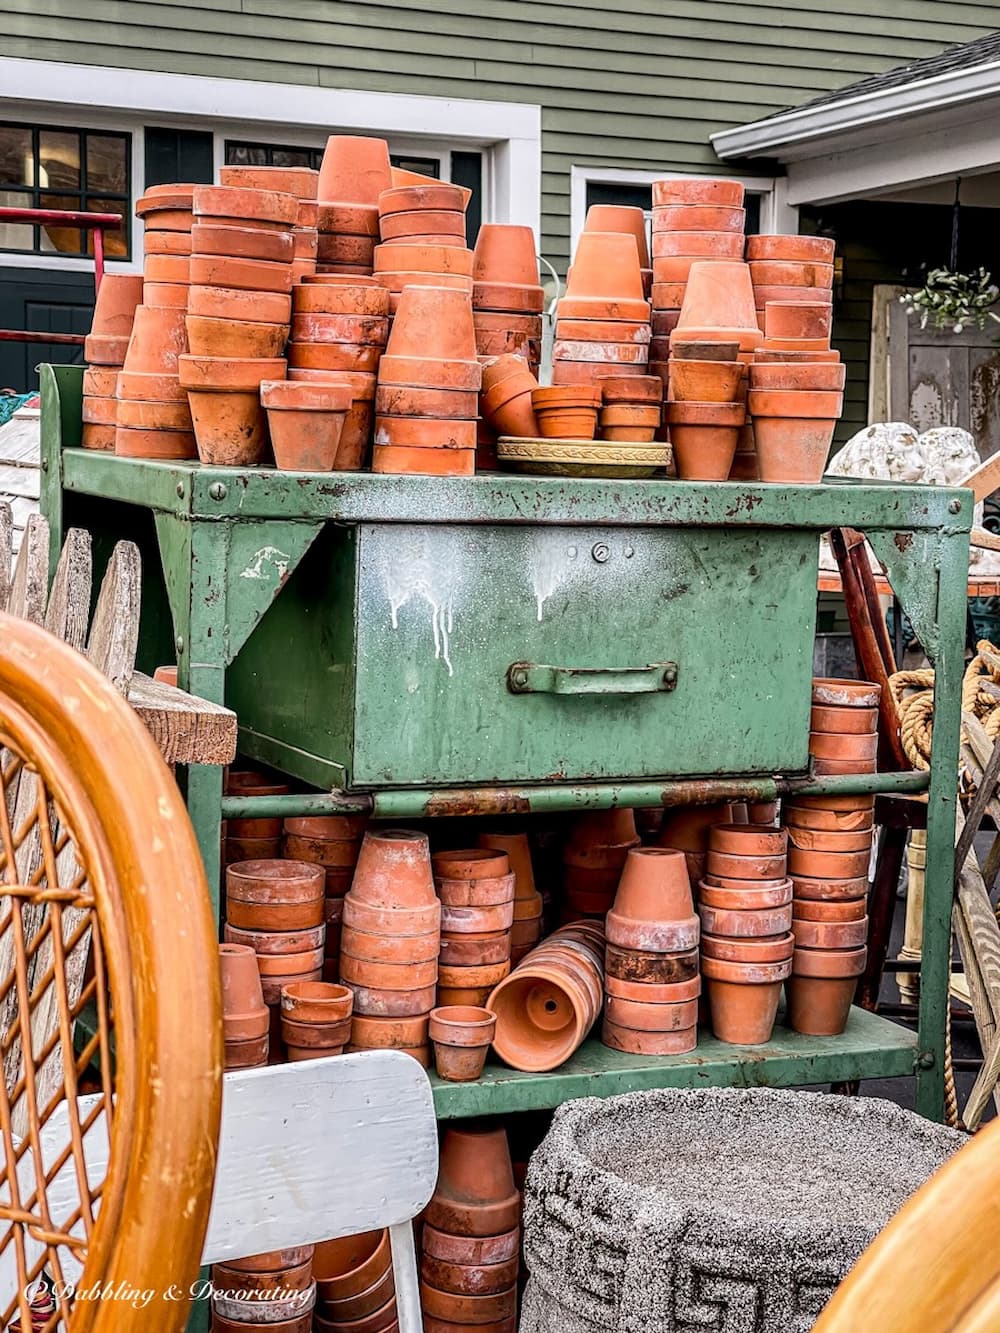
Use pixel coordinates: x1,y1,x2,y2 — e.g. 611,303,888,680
40,363,970,1121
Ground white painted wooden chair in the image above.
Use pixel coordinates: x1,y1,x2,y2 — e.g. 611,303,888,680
3,1051,438,1331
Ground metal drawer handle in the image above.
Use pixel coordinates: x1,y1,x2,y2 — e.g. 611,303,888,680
506,661,678,696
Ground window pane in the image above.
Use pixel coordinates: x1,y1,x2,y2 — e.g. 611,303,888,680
271,147,313,168
390,155,440,179
0,126,31,187
86,134,127,194
85,197,129,259
0,187,34,248
38,193,83,253
226,142,269,167
39,130,81,192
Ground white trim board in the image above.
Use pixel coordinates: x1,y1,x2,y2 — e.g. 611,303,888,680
569,166,795,250
0,56,542,236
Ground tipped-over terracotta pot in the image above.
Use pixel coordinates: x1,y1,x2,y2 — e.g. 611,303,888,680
429,1005,496,1081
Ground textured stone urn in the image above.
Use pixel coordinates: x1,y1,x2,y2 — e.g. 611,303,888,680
520,1087,962,1333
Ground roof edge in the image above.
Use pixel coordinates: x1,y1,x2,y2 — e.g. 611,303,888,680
712,56,1000,160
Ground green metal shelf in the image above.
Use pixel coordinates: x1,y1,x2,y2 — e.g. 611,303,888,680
428,1007,918,1118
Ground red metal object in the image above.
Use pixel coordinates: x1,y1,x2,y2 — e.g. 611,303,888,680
0,205,123,349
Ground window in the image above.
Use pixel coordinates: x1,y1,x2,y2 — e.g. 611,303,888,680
0,123,130,258
225,139,443,180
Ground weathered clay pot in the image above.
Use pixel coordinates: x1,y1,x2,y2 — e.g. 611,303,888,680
193,184,298,228
225,923,326,956
812,678,881,708
472,223,542,297
185,314,288,359
653,230,744,260
178,354,285,466
420,1252,518,1298
602,374,662,405
224,1245,315,1275
420,1283,516,1325
348,829,438,912
88,273,145,343
700,930,795,964
261,378,351,471
701,954,791,1044
220,165,318,199
314,1229,390,1303
790,873,869,902
604,993,699,1034
426,1124,520,1237
786,846,871,879
225,859,325,931
810,702,878,734
810,729,878,762
584,204,650,268
749,361,845,392
708,823,787,857
665,400,744,480
783,801,874,832
794,896,868,925
380,182,468,217
121,303,188,376
675,261,760,341
786,944,866,1035
749,259,834,288
531,386,601,439
764,301,832,342
792,915,868,950
748,388,843,419
599,404,661,442
705,847,786,880
652,178,745,208
671,338,740,362
752,416,837,484
699,879,793,912
280,980,353,1023
423,1224,519,1268
605,943,699,985
558,232,648,321
611,846,695,923
601,1019,697,1055
318,137,393,207
669,358,742,403
429,1005,497,1081
189,253,292,294
439,932,511,968
188,284,291,325
219,943,268,1041
433,848,510,880
699,901,793,938
785,825,873,854
604,972,700,1005
190,222,294,264
747,234,835,263
652,203,745,232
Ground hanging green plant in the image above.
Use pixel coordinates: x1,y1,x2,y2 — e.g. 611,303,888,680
900,267,1000,334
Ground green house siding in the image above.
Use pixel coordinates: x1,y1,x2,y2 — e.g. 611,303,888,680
2,0,998,267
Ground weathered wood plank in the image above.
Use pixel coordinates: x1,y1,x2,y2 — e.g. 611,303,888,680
128,672,238,766
85,541,141,696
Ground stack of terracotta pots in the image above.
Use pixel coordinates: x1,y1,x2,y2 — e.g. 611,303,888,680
488,921,604,1071
748,300,845,483
315,135,392,278
428,1004,497,1081
659,801,746,889
666,259,761,480
479,355,539,439
220,164,319,282
666,338,744,479
584,203,652,299
225,768,289,865
279,980,354,1061
376,183,473,318
340,829,441,1065
747,234,835,330
552,231,650,386
433,848,514,1006
699,824,794,1045
781,678,877,1035
649,178,746,381
283,814,368,982
421,1125,520,1330
373,284,481,476
178,183,298,466
478,832,543,962
562,808,640,919
287,275,389,471
472,224,544,376
599,375,662,441
220,943,270,1069
224,859,326,1054
211,1249,315,1333
81,274,143,451
602,848,700,1054
531,385,601,440
313,1231,396,1333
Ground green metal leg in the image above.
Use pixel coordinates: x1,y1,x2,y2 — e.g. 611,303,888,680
915,530,969,1120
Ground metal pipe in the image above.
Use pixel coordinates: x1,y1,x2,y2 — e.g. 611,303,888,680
220,768,930,820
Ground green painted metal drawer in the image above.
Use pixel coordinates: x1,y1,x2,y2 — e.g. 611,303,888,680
228,519,818,789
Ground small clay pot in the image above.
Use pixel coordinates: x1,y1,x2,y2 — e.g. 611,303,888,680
701,954,791,1044
785,825,873,854
793,897,868,923
350,1013,429,1049
429,1005,496,1082
281,1014,353,1050
790,873,869,902
280,981,353,1023
605,943,699,985
531,386,601,440
753,414,838,484
219,943,269,1041
810,729,879,762
704,848,786,880
747,234,835,263
700,931,795,964
427,1125,520,1237
261,378,352,471
226,859,325,931
314,1229,390,1303
783,802,874,832
792,915,868,949
669,358,742,403
812,678,882,708
665,400,744,480
188,285,292,325
708,824,787,857
439,931,511,968
786,846,871,879
786,944,866,1035
698,902,792,938
699,879,793,911
340,926,439,964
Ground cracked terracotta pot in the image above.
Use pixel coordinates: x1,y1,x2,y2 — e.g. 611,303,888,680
178,354,284,466
783,801,874,832
226,859,325,931
786,943,866,1035
429,1005,497,1082
665,400,745,481
584,204,650,268
752,416,837,483
786,825,873,854
702,953,791,1044
652,178,745,208
260,378,351,471
669,358,742,403
220,943,269,1042
185,314,288,359
427,1125,520,1237
531,386,601,439
700,930,795,964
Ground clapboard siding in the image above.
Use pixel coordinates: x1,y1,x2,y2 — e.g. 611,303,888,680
1,0,997,268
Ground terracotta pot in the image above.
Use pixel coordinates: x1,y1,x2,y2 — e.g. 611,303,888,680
220,164,318,198
749,260,834,288
652,203,745,232
652,230,744,261
219,943,268,1041
810,730,878,762
809,702,878,735
611,846,694,921
374,383,477,419
432,848,510,880
189,253,292,295
420,1251,518,1297
115,398,193,431
531,386,600,440
224,923,325,955
477,833,537,903
604,970,700,1004
669,358,742,403
469,222,540,291
342,926,440,965
670,339,740,363
339,946,437,988
583,204,650,268
224,1246,315,1275
379,182,467,217
349,1013,429,1050
226,859,325,930
747,234,835,263
346,974,438,1017
601,374,662,406
812,678,882,708
185,314,288,359
374,417,476,450
372,444,475,476
554,318,649,346
88,273,144,339
702,954,791,1044
439,932,511,968
481,380,539,439
420,1283,516,1324
210,1307,311,1332
422,1224,519,1268
291,312,389,347
601,1018,697,1055
605,942,698,985
188,285,292,325
381,283,477,361
783,802,873,832
786,846,871,879
139,285,190,312
189,223,294,265
558,232,648,320
752,416,837,484
260,378,351,471
748,388,843,419
114,426,197,460
316,202,382,237
314,1229,390,1302
749,362,845,392
194,184,298,228
652,178,745,208
440,901,514,934
790,872,869,903
665,401,744,481
699,879,793,912
379,211,466,243
211,1259,315,1295
281,1013,353,1049
284,814,368,839
699,900,793,938
373,242,473,277
764,301,832,342
708,824,787,857
563,809,639,862
294,281,388,317
787,944,865,1035
429,1005,496,1081
342,894,440,938
603,993,699,1034
700,930,795,964
279,980,353,1023
283,834,362,869
348,830,437,912
178,355,284,466
785,825,872,854
83,333,130,366
704,847,786,880
225,836,281,865
121,304,188,375
257,945,325,976
377,354,480,392
793,897,867,923
675,261,759,337
427,1124,520,1237
792,915,868,950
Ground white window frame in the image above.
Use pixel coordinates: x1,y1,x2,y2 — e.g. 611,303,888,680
0,57,543,274
570,166,797,252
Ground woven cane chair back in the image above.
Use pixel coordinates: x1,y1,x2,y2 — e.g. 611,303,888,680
0,613,221,1332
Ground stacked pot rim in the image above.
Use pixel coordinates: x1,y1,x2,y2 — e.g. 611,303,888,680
432,846,514,1036
478,831,543,964
552,230,650,389
81,273,144,453
312,1228,397,1333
